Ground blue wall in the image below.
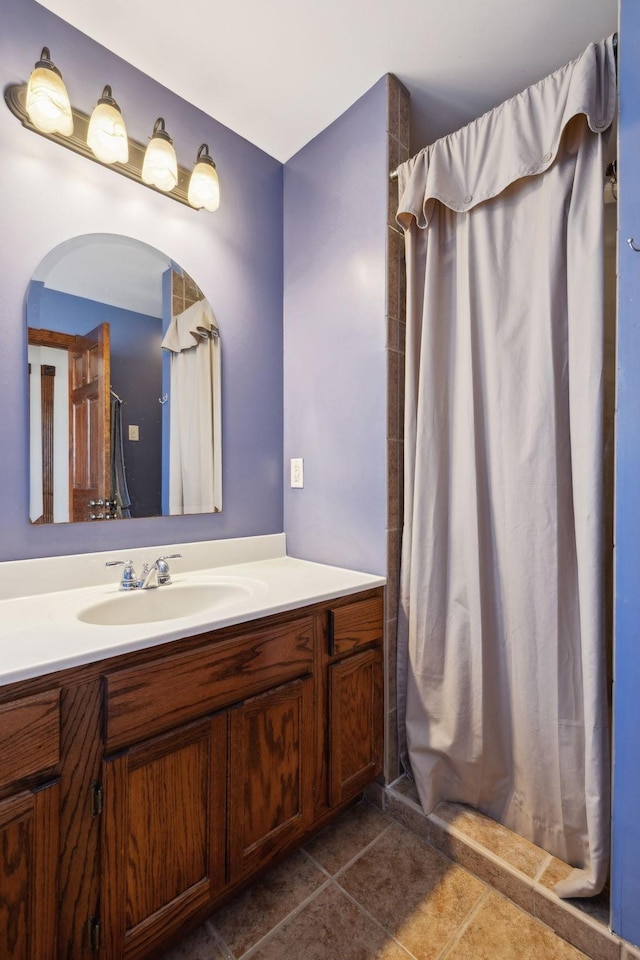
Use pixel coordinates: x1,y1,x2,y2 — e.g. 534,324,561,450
0,0,283,559
28,282,163,517
611,3,640,947
283,78,388,576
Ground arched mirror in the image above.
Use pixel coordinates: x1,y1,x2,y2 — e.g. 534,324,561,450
27,234,222,523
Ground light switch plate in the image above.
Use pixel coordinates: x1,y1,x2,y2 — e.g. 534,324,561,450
128,425,140,441
290,458,304,488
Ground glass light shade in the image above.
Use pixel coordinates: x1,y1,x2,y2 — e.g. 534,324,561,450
188,159,220,211
87,90,128,164
26,55,73,136
142,121,178,192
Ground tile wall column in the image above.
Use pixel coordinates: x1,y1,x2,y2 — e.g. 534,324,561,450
384,76,410,782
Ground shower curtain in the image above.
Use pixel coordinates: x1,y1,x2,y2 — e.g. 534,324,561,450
397,37,616,898
161,298,222,514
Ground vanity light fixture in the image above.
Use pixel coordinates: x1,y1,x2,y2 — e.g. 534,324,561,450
25,47,73,136
6,53,220,210
188,143,220,211
87,85,128,164
142,118,178,192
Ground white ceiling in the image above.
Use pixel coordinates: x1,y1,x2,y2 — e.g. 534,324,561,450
38,0,617,162
33,234,169,317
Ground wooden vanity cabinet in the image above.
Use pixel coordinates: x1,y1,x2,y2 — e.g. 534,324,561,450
0,690,62,960
0,586,383,960
228,675,315,882
101,714,227,960
0,782,59,960
329,649,383,805
326,596,384,807
98,613,317,959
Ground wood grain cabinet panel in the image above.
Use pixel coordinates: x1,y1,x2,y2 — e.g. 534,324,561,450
57,680,103,960
328,597,384,656
0,690,60,789
229,676,314,882
0,782,59,960
105,618,314,751
329,648,383,806
100,715,227,960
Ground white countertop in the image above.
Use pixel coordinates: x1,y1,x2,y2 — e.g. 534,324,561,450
0,536,385,687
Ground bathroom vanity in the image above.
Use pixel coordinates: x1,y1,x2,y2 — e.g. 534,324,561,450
0,541,384,960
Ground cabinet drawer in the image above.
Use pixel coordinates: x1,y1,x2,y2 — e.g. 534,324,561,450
328,596,383,657
105,617,314,752
0,690,61,789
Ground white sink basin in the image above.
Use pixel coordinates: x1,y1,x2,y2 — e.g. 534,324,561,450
76,580,254,626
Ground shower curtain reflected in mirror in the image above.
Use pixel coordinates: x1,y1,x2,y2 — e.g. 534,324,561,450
110,392,131,518
397,35,616,899
161,298,222,515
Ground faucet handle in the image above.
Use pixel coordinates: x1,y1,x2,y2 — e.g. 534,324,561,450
154,553,182,585
105,559,138,590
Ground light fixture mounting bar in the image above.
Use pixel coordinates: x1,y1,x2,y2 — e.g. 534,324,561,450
5,82,193,208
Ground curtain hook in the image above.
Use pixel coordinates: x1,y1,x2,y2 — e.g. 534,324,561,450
627,238,640,252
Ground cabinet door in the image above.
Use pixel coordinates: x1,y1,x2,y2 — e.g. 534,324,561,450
101,714,227,960
0,781,59,960
228,676,314,881
329,648,383,807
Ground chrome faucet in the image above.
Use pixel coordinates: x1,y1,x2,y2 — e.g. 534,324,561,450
106,553,182,590
138,554,182,589
105,559,139,590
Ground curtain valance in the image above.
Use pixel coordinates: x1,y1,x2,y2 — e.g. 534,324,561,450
161,299,220,354
397,35,616,229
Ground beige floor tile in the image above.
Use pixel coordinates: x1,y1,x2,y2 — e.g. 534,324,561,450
539,857,574,889
426,820,535,914
303,801,392,875
244,882,413,960
445,891,590,960
435,802,549,878
158,924,227,959
338,821,485,960
209,848,326,957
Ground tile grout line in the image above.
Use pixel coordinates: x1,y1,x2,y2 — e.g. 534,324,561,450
302,818,396,882
389,787,573,894
299,846,335,879
229,877,334,960
534,852,554,883
331,881,420,960
435,889,492,960
386,789,621,960
391,790,552,890
428,809,547,878
208,811,395,959
429,810,620,946
204,918,236,960
413,806,541,887
231,821,399,960
331,821,398,881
